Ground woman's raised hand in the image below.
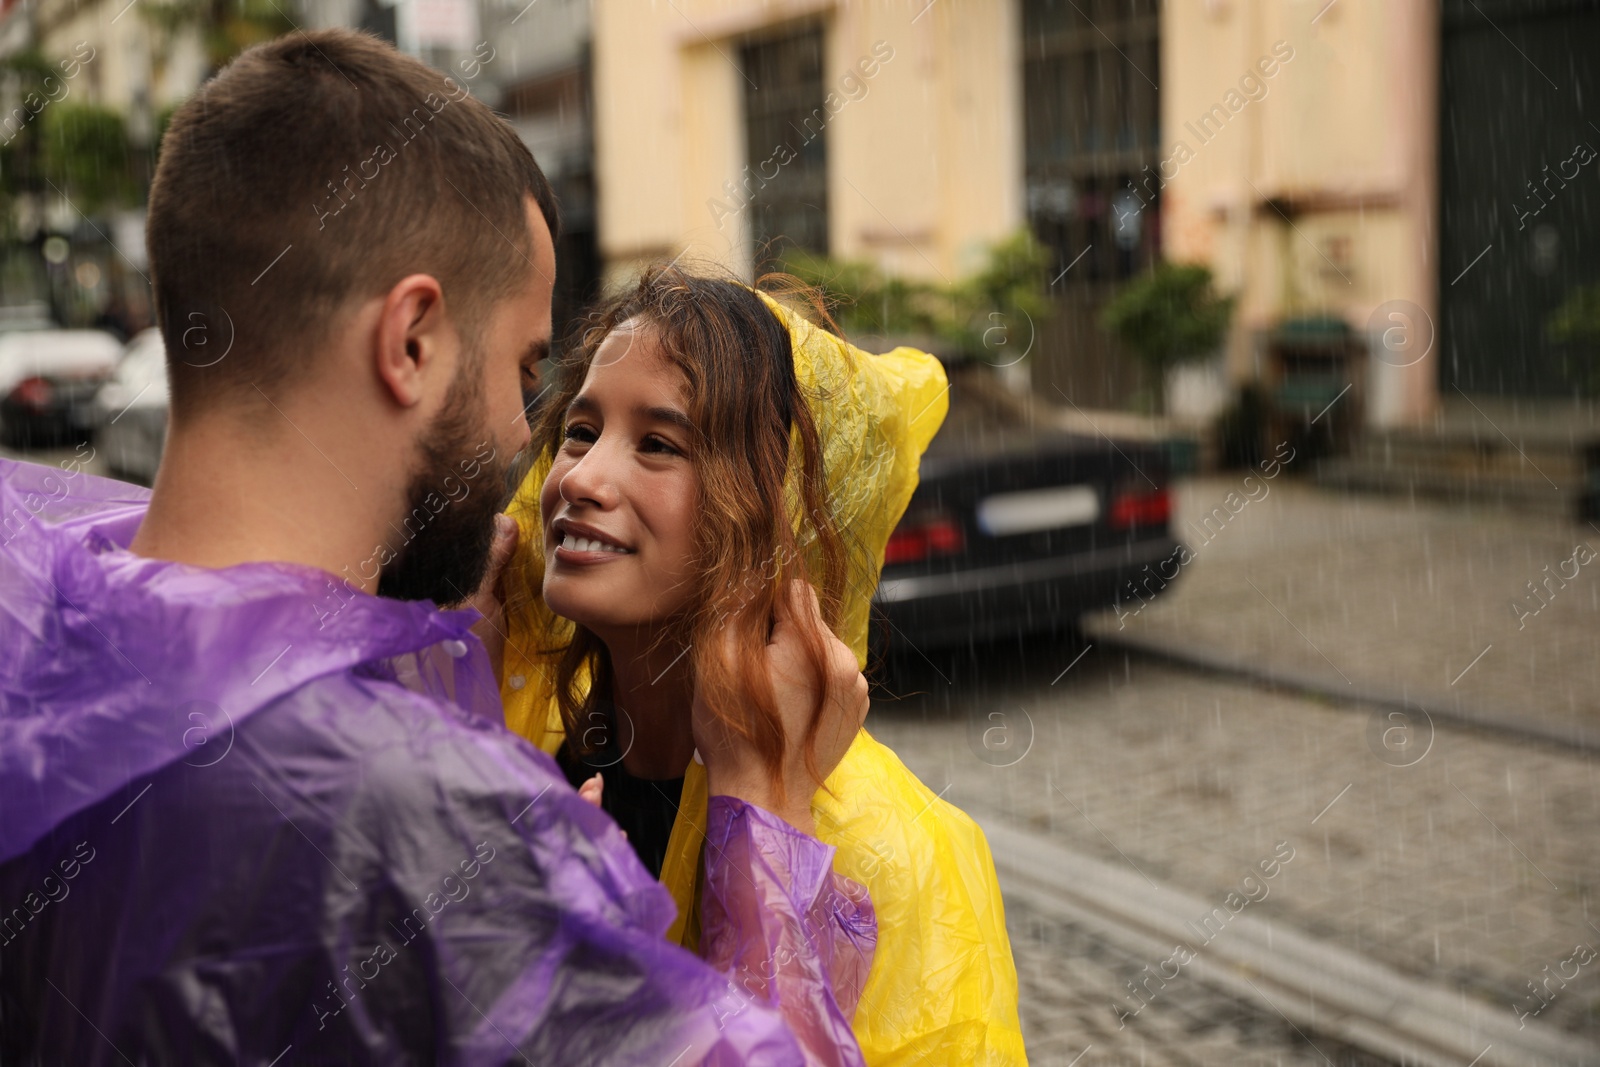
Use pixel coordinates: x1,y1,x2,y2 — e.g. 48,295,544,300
466,514,519,677
694,579,870,836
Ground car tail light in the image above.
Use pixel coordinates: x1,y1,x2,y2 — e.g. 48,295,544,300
1109,486,1171,530
10,377,54,412
884,514,965,564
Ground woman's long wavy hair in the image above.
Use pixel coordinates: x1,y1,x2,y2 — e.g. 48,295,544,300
529,266,850,794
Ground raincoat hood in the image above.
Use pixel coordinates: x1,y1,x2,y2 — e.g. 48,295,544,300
753,290,950,664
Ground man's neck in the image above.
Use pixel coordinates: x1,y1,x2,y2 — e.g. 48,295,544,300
130,414,400,595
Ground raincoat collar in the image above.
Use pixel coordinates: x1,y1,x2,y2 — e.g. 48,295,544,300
0,456,482,865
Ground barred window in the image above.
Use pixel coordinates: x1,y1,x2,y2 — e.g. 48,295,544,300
1023,0,1162,285
741,24,830,272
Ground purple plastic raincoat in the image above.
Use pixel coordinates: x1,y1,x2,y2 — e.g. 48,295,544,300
0,457,875,1066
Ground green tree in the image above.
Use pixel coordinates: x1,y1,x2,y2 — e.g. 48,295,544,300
39,104,134,212
141,0,296,74
0,49,71,207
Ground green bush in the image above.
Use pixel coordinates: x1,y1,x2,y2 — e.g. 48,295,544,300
780,229,1053,360
141,0,296,71
1100,261,1234,414
779,246,943,342
948,230,1053,359
1548,281,1600,395
40,104,135,211
1101,261,1234,375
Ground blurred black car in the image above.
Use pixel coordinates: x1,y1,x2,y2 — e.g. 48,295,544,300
872,365,1183,650
0,328,123,449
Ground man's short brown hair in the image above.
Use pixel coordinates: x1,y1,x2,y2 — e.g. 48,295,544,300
147,29,558,416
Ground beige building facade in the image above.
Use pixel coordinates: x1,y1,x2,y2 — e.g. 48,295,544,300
1159,1,1438,427
591,0,1444,427
593,0,1023,282
26,0,210,123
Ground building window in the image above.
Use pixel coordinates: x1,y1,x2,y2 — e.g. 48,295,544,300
1022,0,1161,284
741,24,829,272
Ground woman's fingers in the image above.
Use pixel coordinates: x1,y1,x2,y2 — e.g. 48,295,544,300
476,514,519,602
824,661,870,762
767,577,822,646
467,513,518,676
850,670,870,728
779,578,868,778
696,576,869,832
578,773,604,807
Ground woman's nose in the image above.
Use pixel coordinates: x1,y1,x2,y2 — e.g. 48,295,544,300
558,441,620,508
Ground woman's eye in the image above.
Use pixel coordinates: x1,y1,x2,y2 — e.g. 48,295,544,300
563,424,597,444
641,435,681,456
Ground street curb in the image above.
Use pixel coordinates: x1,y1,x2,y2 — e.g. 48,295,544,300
976,811,1599,1067
1083,626,1599,755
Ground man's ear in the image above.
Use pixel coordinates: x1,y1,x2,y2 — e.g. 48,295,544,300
374,274,449,408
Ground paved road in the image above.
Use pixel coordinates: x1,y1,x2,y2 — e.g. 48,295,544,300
866,636,1600,1062
860,473,1600,1062
1003,892,1396,1067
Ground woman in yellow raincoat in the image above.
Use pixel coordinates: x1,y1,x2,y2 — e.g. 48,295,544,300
497,267,1027,1066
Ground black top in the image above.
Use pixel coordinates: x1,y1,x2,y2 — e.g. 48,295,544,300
556,724,685,880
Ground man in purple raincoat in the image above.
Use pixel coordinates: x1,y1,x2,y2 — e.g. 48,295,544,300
0,30,874,1066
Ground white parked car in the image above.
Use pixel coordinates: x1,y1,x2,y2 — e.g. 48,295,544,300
0,328,124,449
92,328,170,484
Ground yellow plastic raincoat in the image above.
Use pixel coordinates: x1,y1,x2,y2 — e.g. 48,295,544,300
498,292,1027,1065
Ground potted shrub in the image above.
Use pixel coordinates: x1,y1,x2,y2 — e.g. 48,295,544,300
1100,261,1235,415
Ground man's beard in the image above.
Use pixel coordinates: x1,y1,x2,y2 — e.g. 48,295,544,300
377,364,512,605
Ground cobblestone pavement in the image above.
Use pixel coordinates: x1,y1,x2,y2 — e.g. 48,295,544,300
1083,476,1600,745
1004,894,1395,1067
866,640,1600,1057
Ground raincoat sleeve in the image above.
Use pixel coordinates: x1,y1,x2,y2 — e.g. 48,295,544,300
701,796,879,1063
320,677,875,1067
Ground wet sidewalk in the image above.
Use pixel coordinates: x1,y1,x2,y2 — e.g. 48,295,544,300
1081,472,1600,750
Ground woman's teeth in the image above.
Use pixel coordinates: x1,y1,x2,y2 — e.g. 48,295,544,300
562,534,629,554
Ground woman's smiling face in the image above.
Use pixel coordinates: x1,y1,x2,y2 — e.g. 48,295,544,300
539,321,701,637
